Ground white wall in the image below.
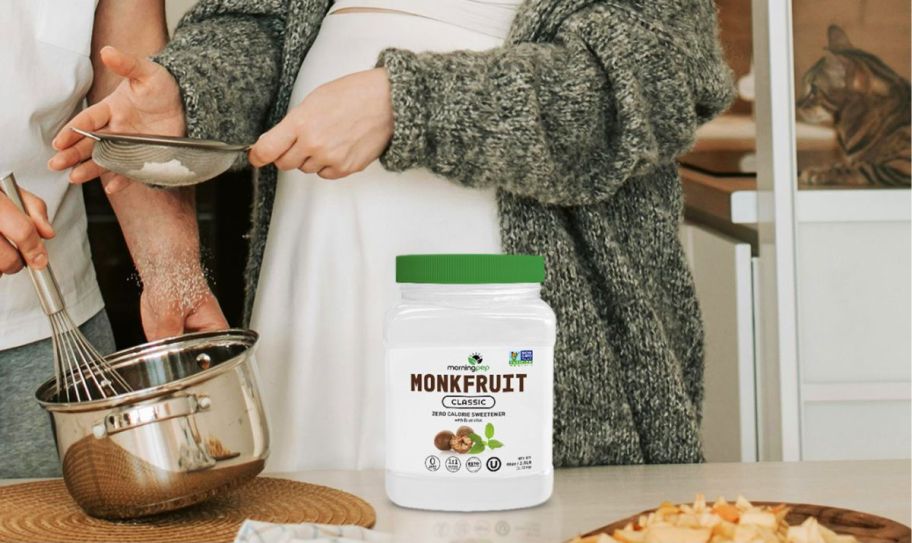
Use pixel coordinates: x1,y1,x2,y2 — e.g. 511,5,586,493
165,0,197,34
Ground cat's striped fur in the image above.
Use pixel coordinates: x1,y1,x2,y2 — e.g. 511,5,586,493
797,25,910,187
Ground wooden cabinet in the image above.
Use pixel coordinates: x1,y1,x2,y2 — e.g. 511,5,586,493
795,220,911,460
681,222,758,463
681,162,911,462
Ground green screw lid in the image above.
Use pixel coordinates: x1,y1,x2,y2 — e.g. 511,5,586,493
396,254,545,284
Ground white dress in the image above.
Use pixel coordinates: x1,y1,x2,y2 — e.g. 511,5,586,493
250,2,521,471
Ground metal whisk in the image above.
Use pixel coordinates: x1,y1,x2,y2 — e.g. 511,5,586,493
1,173,132,402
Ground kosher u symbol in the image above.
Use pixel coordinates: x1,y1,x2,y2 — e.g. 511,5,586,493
486,457,502,472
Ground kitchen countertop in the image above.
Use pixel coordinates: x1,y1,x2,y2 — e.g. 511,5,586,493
1,460,909,541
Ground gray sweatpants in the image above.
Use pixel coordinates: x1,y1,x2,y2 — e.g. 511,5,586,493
0,311,116,478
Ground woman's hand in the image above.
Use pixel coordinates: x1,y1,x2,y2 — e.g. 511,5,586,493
0,187,55,277
249,68,394,179
49,46,185,194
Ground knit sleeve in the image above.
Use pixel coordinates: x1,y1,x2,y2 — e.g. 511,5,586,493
376,1,734,206
151,0,287,147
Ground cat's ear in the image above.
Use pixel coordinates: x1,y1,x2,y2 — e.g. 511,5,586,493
822,51,848,85
827,25,853,50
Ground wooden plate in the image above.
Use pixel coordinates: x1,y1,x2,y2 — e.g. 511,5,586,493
582,502,911,543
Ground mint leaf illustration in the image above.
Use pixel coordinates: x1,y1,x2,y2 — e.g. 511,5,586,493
468,433,486,454
487,439,504,449
485,423,495,439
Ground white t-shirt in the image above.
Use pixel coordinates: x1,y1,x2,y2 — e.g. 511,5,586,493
0,0,105,350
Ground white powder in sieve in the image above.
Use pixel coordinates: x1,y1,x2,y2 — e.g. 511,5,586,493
128,159,194,182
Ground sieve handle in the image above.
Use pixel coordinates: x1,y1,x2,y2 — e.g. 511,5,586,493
0,172,65,315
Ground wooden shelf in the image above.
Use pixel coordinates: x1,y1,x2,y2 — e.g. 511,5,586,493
680,166,758,224
680,166,910,226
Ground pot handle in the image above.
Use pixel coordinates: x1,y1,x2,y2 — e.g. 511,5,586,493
92,394,212,439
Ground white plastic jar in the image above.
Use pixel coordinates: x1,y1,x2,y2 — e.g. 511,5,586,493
384,254,556,511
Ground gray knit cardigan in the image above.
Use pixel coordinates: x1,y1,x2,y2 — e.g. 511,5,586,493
155,0,734,466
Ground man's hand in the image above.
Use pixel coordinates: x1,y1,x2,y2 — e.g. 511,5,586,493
0,188,55,277
60,1,221,343
140,284,228,341
48,46,185,194
249,68,394,179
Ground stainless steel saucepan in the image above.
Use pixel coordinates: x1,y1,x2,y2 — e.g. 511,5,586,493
35,329,269,519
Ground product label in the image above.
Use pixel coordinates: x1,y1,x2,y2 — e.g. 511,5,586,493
386,346,553,478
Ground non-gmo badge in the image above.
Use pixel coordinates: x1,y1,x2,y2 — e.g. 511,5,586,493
509,350,534,366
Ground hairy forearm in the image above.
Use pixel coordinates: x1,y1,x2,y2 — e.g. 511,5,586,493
108,184,209,312
91,0,207,308
107,183,208,311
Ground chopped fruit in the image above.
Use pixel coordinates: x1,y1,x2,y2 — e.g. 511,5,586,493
712,501,741,523
568,496,860,543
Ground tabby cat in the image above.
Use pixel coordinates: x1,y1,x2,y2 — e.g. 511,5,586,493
797,25,910,187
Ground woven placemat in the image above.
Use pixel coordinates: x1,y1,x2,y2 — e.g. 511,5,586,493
0,477,376,543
